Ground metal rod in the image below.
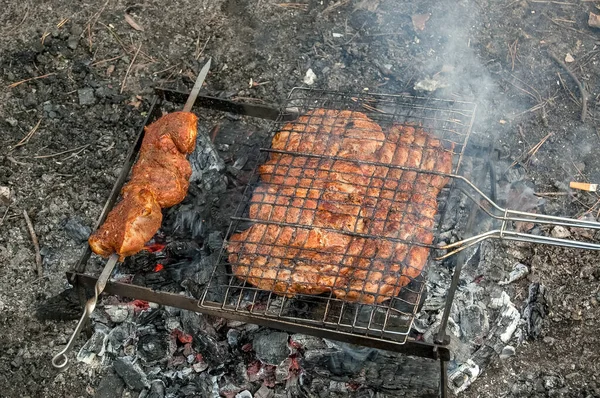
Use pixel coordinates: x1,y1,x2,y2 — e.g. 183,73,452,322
183,58,211,112
440,359,448,398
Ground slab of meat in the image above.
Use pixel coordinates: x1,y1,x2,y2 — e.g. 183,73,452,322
226,109,454,304
89,112,198,260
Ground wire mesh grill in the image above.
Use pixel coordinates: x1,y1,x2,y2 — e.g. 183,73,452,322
199,88,477,343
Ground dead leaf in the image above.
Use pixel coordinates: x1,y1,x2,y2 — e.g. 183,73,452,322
124,14,144,31
106,64,115,76
565,53,574,63
412,13,431,31
589,12,600,29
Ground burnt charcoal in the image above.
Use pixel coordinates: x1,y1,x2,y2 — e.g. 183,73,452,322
179,310,227,366
189,125,225,181
62,217,91,242
124,251,160,273
318,341,376,376
165,255,212,285
113,356,150,391
35,286,92,321
194,372,219,397
143,271,177,290
95,370,125,398
107,321,136,352
227,329,241,347
207,231,224,252
253,331,290,365
254,385,275,398
76,330,107,364
168,207,207,240
165,240,202,259
522,282,548,339
199,262,229,302
137,333,169,365
39,246,62,268
147,380,165,398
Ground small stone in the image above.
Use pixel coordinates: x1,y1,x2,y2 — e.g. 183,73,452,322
589,12,600,29
67,36,79,50
113,356,150,391
235,391,253,398
499,345,516,360
551,226,570,239
254,385,274,398
565,53,575,63
227,329,240,347
192,361,208,373
5,117,18,127
543,336,556,345
0,186,10,205
303,68,317,86
78,88,96,105
104,305,131,323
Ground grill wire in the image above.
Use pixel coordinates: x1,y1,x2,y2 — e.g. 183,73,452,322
199,88,477,343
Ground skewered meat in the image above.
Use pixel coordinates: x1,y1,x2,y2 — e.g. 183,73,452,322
227,109,453,304
88,112,198,260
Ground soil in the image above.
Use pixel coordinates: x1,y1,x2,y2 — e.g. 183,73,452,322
1,0,600,397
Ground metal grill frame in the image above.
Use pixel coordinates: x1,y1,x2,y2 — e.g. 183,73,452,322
64,87,483,398
199,88,477,344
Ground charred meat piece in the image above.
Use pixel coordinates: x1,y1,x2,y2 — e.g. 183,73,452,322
227,109,453,304
88,112,198,260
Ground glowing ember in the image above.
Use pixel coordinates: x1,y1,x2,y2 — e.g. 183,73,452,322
144,243,166,253
153,263,164,272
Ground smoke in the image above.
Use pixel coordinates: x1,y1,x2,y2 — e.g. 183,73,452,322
415,1,499,127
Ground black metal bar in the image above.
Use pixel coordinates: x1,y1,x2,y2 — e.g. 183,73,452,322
71,96,162,276
440,359,448,398
67,272,450,361
155,88,298,121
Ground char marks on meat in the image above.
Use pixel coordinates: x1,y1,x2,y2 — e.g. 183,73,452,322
226,109,454,304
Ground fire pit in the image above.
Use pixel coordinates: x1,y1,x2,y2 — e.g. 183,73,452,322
57,87,600,397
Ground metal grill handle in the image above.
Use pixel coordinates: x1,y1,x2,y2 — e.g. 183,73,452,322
437,176,600,259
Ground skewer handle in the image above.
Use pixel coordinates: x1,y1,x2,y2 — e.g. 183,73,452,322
52,253,119,369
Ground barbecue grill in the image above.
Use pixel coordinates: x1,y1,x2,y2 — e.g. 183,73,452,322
60,87,600,397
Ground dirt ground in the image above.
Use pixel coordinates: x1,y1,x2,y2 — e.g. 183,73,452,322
1,0,600,397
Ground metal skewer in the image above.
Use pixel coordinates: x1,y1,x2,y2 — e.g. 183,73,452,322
52,58,212,370
52,253,118,369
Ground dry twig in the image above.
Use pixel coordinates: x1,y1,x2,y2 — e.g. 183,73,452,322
11,119,42,151
322,0,350,14
0,205,10,227
277,3,309,10
507,39,519,71
548,51,588,122
33,144,90,159
7,73,56,89
509,132,553,169
121,43,142,94
195,36,211,60
23,210,43,277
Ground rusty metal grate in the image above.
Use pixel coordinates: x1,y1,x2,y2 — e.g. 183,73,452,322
199,88,477,343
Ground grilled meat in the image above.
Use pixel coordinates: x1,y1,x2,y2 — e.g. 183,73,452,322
227,109,453,304
88,112,198,260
